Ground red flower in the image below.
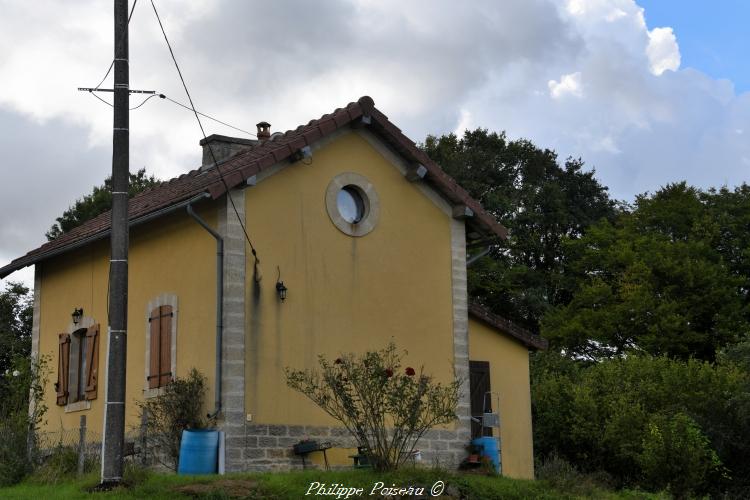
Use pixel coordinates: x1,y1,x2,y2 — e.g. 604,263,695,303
385,368,394,378
334,358,343,365
405,367,416,376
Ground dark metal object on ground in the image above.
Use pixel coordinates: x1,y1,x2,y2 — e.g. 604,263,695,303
293,440,332,470
349,446,372,468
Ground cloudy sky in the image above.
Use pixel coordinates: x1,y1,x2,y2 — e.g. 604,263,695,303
1,0,748,288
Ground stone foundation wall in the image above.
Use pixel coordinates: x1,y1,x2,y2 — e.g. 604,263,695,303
227,424,470,471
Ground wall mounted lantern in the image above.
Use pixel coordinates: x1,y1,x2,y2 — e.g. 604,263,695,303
72,308,84,325
275,266,288,302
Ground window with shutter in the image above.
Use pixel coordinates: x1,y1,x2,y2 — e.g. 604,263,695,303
55,333,71,406
148,305,173,388
70,328,87,402
84,324,100,400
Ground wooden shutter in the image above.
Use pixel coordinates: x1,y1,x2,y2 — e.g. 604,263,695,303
159,305,173,387
84,324,100,400
55,333,71,406
148,305,173,388
469,360,492,438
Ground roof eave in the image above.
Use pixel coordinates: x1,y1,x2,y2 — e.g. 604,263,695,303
468,302,549,351
2,96,508,277
0,192,211,279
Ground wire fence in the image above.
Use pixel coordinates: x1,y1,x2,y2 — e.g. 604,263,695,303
33,416,145,474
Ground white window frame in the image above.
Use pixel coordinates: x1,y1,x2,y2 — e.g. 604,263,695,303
143,293,178,398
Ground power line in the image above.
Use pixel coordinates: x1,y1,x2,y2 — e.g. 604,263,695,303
85,90,256,136
89,91,114,108
150,0,260,262
130,93,158,110
160,95,257,137
93,0,139,90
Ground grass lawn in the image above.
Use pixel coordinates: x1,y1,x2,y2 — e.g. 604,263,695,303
1,467,667,499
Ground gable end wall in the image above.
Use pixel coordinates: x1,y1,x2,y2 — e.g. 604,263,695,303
225,128,472,470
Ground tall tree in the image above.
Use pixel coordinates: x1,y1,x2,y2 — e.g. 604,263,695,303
422,129,615,331
46,168,159,240
701,184,750,308
544,183,750,361
0,282,32,377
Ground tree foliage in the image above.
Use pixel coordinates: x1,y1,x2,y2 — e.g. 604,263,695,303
46,168,159,240
0,282,33,379
286,342,460,471
422,129,615,332
531,352,748,497
423,129,750,495
0,355,49,486
638,412,723,499
543,183,750,361
136,368,209,471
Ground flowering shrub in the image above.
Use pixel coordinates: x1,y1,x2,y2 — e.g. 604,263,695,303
285,342,460,471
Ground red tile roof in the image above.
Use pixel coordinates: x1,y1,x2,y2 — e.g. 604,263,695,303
469,302,548,350
0,96,508,278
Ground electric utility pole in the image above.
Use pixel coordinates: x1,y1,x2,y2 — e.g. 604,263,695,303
101,0,129,485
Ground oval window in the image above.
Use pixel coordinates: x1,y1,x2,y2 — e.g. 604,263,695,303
325,172,379,237
337,186,365,224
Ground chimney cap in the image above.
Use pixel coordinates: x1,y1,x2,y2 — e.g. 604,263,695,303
256,121,271,140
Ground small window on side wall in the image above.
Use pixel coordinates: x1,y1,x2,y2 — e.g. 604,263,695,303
148,305,173,388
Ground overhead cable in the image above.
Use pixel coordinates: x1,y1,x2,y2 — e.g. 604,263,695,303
150,0,260,262
86,90,256,135
93,0,139,90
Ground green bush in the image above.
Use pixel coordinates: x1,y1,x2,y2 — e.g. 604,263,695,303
136,368,210,471
0,355,48,486
531,351,749,496
0,413,33,486
536,453,613,496
638,412,723,499
29,445,79,484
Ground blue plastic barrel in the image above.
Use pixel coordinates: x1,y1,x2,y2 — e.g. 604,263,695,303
178,429,219,474
472,437,500,473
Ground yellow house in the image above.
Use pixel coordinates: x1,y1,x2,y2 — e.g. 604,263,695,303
0,96,546,478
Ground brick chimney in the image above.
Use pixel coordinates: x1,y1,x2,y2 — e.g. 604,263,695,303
199,134,259,168
256,121,271,141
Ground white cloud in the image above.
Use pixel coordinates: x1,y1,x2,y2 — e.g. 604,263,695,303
1,0,749,284
548,72,583,99
647,27,681,75
454,109,472,135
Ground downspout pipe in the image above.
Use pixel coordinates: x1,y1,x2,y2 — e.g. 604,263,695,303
186,197,224,420
466,245,492,267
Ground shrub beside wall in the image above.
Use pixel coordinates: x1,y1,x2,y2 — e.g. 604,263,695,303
136,368,210,471
286,342,460,471
0,355,48,486
532,352,749,497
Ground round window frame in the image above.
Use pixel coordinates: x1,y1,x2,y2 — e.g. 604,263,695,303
325,172,380,237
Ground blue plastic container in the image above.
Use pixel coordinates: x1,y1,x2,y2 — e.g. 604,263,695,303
178,429,219,474
472,436,500,473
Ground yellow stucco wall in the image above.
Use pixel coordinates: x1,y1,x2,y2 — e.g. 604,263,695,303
468,316,534,479
37,204,219,433
32,128,536,475
242,130,456,427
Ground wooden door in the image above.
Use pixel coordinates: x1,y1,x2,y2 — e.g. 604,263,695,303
469,360,492,438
